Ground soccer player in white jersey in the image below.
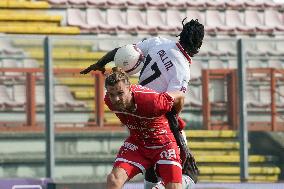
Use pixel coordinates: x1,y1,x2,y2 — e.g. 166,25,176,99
81,19,204,189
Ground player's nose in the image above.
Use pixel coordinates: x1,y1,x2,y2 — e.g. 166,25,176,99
113,95,120,102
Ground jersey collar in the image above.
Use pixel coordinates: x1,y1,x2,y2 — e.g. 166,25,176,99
176,42,192,64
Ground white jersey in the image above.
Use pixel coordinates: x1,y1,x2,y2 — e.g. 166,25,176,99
136,37,191,93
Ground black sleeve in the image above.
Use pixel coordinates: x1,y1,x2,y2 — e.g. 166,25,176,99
96,48,119,67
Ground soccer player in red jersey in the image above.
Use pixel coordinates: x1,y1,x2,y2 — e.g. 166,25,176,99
81,19,204,189
104,67,185,189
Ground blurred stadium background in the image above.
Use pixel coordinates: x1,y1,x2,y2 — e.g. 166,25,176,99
0,0,284,188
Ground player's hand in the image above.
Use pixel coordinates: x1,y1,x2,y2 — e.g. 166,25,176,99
80,63,105,74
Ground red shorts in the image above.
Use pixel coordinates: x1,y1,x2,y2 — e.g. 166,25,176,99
114,138,182,185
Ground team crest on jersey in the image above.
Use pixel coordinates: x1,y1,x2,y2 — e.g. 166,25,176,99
123,142,138,151
180,86,187,93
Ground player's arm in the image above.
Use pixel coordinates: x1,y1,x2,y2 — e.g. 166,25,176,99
167,91,185,114
138,89,184,117
80,48,119,74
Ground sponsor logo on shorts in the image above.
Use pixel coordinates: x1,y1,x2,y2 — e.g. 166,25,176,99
123,142,138,151
160,149,176,159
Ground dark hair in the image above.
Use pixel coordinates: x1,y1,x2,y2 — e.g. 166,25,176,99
105,67,130,88
177,18,204,57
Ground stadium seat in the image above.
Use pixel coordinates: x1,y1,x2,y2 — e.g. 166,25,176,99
205,0,226,9
247,41,276,56
247,60,267,68
146,0,167,9
207,41,228,56
12,85,26,106
0,40,24,54
166,0,187,8
11,85,45,107
225,0,245,9
86,8,116,33
247,86,270,108
147,9,176,33
55,85,86,108
259,86,272,108
264,0,283,8
258,41,284,56
185,130,237,138
190,61,208,81
2,59,23,80
87,0,107,7
106,9,136,33
0,25,80,34
225,10,255,33
264,10,284,32
68,0,87,6
190,60,203,80
126,9,156,34
228,60,237,69
67,9,92,31
97,40,117,51
24,48,105,60
58,77,94,85
199,166,280,175
208,60,226,69
0,0,50,9
268,60,284,69
107,0,128,8
210,79,226,107
186,0,207,9
277,86,284,108
275,41,284,55
188,141,239,150
23,59,39,68
216,40,237,56
206,10,235,33
12,85,86,108
47,0,68,5
186,10,205,27
198,41,217,56
0,85,21,109
185,85,202,107
0,11,62,22
245,10,274,33
126,0,148,8
166,9,185,31
244,0,265,9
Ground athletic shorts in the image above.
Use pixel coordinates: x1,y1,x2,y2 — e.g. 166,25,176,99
113,138,182,185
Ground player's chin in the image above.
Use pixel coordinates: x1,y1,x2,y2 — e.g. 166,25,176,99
114,104,125,111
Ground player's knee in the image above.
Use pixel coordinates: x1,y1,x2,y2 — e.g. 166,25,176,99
165,182,182,189
182,175,195,189
107,173,124,188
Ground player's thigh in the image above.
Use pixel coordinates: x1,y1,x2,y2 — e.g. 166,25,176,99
107,166,129,187
116,140,152,177
113,161,141,180
165,182,182,189
154,143,182,186
157,164,182,186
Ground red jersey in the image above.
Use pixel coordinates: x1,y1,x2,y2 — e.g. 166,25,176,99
105,85,177,148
